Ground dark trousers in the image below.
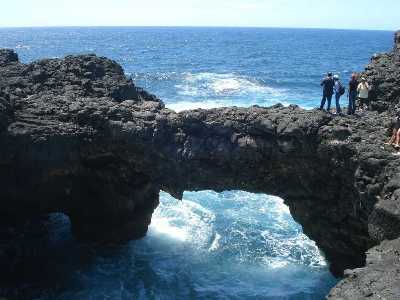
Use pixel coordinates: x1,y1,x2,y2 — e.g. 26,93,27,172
348,90,357,114
359,97,370,109
320,93,333,111
335,93,342,113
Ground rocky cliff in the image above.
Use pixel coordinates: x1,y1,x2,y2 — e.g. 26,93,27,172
1,32,400,299
364,31,400,113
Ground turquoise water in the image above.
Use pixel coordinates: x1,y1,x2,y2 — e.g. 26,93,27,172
2,192,336,299
0,27,394,299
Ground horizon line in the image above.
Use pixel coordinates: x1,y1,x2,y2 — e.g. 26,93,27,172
0,25,396,32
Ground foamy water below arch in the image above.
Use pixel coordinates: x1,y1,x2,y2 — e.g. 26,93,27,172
0,191,338,299
135,191,337,299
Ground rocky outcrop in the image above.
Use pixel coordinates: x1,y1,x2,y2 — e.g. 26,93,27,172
0,52,163,243
364,30,400,112
0,94,14,132
394,31,400,62
328,237,400,299
1,31,400,298
0,49,18,66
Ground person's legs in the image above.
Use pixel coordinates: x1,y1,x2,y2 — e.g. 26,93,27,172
387,128,397,145
359,98,365,110
327,94,332,112
335,93,341,113
320,94,327,110
395,128,400,146
365,98,370,110
349,91,356,114
347,94,352,115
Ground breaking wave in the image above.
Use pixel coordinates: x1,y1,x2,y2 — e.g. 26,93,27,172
164,72,293,112
176,72,283,97
140,191,336,299
0,191,337,299
151,191,327,269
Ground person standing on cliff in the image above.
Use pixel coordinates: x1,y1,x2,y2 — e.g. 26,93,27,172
333,75,345,114
386,111,400,148
320,72,335,112
348,73,358,115
357,77,371,111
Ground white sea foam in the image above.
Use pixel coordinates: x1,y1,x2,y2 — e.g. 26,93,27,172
212,76,281,96
150,217,188,241
149,191,215,247
166,100,228,112
260,230,327,268
166,97,293,112
175,72,284,97
209,233,221,251
262,257,289,269
211,78,243,94
151,190,328,270
15,44,31,50
166,72,294,112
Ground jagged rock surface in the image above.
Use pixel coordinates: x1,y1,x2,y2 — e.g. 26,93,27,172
0,31,400,299
327,238,400,299
365,30,400,112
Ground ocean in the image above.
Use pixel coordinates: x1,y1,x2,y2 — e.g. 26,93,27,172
0,27,394,299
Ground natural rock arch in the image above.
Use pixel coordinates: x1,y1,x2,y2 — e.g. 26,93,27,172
1,36,400,297
64,103,394,276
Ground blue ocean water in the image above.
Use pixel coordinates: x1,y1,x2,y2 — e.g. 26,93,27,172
0,27,394,299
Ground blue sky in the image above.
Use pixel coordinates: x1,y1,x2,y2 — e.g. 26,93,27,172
1,0,399,30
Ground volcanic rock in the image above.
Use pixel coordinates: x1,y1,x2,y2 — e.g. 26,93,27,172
0,32,400,299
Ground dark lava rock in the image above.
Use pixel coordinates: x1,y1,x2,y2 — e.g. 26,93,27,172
0,32,400,299
327,238,400,299
362,30,400,112
0,50,162,107
0,49,18,66
0,94,14,131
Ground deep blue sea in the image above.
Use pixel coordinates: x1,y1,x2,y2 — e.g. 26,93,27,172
0,27,394,300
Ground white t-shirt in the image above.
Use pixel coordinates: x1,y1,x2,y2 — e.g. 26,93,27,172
357,82,370,99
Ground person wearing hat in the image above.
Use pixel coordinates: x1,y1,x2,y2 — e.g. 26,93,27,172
333,74,344,114
320,72,335,111
357,77,371,110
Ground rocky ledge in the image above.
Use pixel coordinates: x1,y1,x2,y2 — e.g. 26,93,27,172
1,32,400,299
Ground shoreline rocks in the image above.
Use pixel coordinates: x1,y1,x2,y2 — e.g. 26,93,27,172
0,31,400,299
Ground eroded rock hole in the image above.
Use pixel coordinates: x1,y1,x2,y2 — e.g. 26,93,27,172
146,190,339,298
0,193,339,299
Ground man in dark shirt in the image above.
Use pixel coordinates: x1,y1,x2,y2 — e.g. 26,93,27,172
348,73,358,115
320,72,334,111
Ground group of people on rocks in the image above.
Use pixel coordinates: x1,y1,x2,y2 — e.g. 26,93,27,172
319,72,400,151
319,72,370,115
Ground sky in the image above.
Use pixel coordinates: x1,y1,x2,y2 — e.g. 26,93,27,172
0,0,399,30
